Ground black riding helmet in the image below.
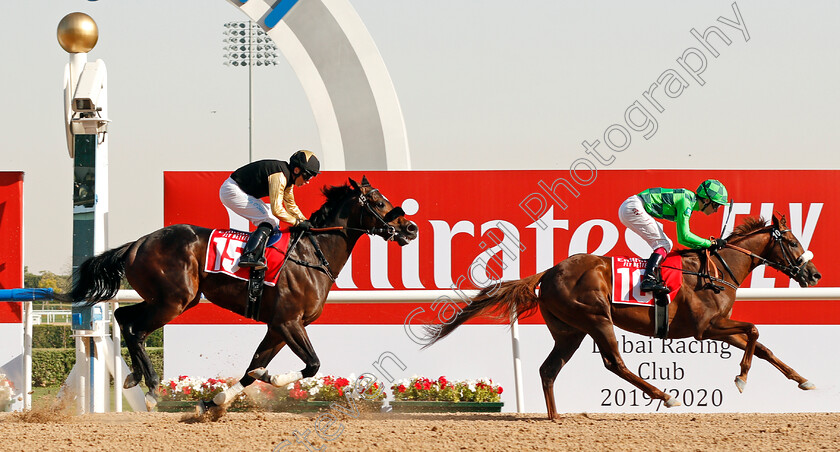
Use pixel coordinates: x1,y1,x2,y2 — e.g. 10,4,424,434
289,150,320,179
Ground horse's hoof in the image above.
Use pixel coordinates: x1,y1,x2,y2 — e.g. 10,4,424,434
124,374,140,389
799,380,816,390
248,367,269,382
270,371,304,388
734,377,747,393
664,397,681,408
144,393,158,411
197,400,212,415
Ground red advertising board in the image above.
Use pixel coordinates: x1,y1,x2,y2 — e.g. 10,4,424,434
164,170,839,325
0,172,24,323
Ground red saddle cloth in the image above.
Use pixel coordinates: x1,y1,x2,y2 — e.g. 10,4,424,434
611,254,682,306
204,228,292,286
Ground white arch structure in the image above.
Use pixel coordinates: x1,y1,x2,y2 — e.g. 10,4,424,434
225,0,411,170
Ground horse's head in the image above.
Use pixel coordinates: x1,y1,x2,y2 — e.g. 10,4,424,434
348,176,418,246
763,215,821,287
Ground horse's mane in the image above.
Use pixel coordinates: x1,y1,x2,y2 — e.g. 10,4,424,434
308,183,359,226
725,216,768,241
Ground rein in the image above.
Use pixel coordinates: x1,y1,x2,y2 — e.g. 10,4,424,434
665,224,812,294
286,233,336,281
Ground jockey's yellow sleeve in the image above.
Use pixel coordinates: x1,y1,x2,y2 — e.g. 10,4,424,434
268,173,307,226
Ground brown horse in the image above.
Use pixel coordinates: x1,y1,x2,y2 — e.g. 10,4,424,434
67,177,417,410
425,215,821,419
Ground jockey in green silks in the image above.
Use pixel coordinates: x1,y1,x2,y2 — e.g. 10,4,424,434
618,179,729,293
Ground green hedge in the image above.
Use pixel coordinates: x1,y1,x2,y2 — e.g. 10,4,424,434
33,325,164,348
32,347,164,388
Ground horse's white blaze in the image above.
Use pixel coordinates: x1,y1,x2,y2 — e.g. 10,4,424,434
270,371,304,388
213,381,244,405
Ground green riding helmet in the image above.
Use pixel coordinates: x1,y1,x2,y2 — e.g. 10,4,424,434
696,179,728,205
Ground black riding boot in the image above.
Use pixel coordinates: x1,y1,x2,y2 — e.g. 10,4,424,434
238,223,273,270
640,252,668,294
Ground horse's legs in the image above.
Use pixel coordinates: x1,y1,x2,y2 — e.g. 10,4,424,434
701,318,759,392
114,300,187,406
586,318,680,407
211,328,287,405
248,320,320,388
114,303,153,389
539,314,586,420
718,334,815,390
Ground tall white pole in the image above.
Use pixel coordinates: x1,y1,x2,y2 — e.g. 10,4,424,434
22,301,32,409
112,302,122,412
510,316,525,413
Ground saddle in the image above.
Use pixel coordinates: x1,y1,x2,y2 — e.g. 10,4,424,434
611,255,682,339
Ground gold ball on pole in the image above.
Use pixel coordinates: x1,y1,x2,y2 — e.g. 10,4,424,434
57,12,99,53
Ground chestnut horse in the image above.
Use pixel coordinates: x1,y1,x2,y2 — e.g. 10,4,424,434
425,215,821,419
67,177,417,411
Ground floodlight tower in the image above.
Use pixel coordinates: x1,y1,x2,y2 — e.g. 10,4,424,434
222,21,279,163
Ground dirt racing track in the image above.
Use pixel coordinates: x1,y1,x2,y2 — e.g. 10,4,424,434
2,410,840,451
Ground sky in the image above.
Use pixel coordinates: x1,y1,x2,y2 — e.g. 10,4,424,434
1,0,838,274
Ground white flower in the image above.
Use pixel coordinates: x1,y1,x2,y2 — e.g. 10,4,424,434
309,387,319,396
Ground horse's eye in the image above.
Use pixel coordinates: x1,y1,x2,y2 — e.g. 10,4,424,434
789,241,799,249
377,202,385,209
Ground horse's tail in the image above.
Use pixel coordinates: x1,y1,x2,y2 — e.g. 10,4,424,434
423,271,546,348
70,242,133,307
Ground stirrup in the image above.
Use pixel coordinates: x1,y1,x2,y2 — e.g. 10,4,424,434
238,255,266,270
640,277,668,294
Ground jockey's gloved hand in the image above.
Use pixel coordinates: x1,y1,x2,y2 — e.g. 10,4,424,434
294,220,313,231
709,237,727,251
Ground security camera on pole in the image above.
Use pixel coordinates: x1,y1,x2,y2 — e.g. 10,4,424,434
57,12,145,414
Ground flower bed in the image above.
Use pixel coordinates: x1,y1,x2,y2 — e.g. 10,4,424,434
0,374,14,412
255,374,386,412
391,376,503,402
389,376,504,412
156,374,386,413
157,376,253,412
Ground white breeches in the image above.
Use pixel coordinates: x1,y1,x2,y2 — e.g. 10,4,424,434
618,195,673,252
219,177,279,229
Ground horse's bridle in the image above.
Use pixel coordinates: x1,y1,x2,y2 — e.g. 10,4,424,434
286,188,408,280
356,188,406,241
723,225,814,283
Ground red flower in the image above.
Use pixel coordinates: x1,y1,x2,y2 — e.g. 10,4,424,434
414,381,423,390
178,375,188,381
423,381,431,390
438,376,448,388
183,387,191,395
398,385,406,393
290,389,308,400
336,378,350,388
338,388,344,397
169,381,177,389
497,387,503,394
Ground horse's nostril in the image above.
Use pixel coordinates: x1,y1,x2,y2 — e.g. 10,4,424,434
406,222,418,233
815,272,822,280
